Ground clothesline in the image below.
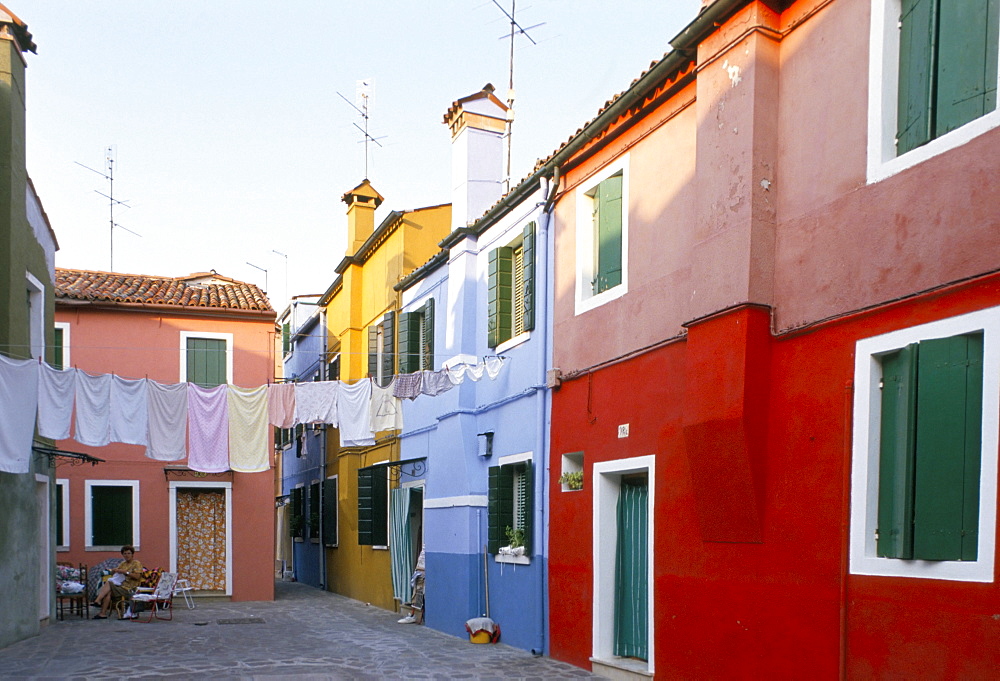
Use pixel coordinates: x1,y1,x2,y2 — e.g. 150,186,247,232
0,352,508,476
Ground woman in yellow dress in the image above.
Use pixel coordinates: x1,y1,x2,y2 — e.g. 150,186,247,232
91,545,142,619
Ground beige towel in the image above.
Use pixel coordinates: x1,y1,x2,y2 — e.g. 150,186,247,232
227,385,269,472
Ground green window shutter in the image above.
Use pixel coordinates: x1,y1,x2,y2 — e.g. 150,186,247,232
367,325,378,378
912,333,983,561
522,222,536,332
187,337,226,387
397,312,415,375
595,175,623,293
53,327,64,370
322,478,338,546
488,247,514,348
358,466,388,546
381,312,395,388
358,468,374,545
422,298,435,370
282,323,291,356
877,343,919,559
309,482,321,540
55,483,64,546
488,466,502,553
520,462,534,556
92,486,132,546
897,0,937,155
290,487,304,538
935,0,999,136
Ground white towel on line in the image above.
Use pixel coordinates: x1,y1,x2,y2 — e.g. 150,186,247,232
146,380,188,461
110,375,149,446
338,379,375,447
74,370,112,447
0,354,39,474
37,362,76,440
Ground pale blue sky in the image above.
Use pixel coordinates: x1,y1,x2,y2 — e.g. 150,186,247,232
15,1,700,306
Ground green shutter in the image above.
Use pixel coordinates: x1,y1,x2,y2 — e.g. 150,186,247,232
358,466,388,546
488,466,502,553
322,478,338,546
309,482,321,540
935,0,999,136
422,298,435,370
52,327,64,370
381,312,395,388
282,322,291,356
614,479,649,660
595,175,623,293
877,344,919,559
290,487,304,538
912,333,983,561
897,0,937,154
397,311,416,375
55,483,64,546
488,247,514,348
520,462,533,555
92,486,132,546
358,467,374,545
187,337,226,387
367,325,378,378
522,222,536,332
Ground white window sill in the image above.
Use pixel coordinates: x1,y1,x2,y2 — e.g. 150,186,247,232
561,486,584,493
495,552,530,565
86,546,140,552
575,282,627,316
373,545,388,551
496,331,530,354
590,657,652,679
56,546,69,552
293,537,304,543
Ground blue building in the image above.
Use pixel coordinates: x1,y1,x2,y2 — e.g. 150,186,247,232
394,86,554,653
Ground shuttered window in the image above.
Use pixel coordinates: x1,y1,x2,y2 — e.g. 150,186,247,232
358,465,389,546
487,222,536,349
290,487,304,539
91,485,133,546
53,327,64,370
308,481,321,540
367,312,395,387
322,477,338,547
186,337,227,388
877,332,983,561
398,299,435,374
897,0,999,155
281,322,291,356
487,461,533,555
592,174,623,294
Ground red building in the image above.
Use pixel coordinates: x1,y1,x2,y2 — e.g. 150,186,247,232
53,268,277,602
547,0,1000,677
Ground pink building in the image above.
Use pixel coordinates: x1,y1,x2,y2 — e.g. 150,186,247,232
53,268,277,602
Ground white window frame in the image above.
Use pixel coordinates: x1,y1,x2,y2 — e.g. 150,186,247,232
56,478,69,551
54,321,70,368
25,271,45,360
496,451,533,565
867,0,1000,183
575,154,629,316
179,331,233,384
591,454,655,675
168,481,233,597
84,480,140,551
850,306,1000,582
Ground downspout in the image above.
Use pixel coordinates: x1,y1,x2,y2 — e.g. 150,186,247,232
320,308,328,590
532,166,560,655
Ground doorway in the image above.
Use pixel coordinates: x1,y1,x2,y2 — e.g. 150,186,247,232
169,482,232,595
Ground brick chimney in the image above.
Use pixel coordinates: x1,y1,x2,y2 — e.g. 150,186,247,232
341,179,384,254
442,84,508,230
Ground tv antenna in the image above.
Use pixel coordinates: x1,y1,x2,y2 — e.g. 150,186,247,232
337,79,387,179
74,146,141,271
492,0,543,192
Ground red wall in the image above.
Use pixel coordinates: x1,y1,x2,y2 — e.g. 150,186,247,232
549,275,1000,677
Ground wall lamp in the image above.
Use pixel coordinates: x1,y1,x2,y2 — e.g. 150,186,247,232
477,431,494,458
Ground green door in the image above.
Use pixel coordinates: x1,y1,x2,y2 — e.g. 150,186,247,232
614,477,648,660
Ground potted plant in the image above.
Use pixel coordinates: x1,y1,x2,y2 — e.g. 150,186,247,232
499,526,526,556
558,470,584,490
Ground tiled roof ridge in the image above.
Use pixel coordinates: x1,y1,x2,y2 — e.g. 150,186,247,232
55,267,273,313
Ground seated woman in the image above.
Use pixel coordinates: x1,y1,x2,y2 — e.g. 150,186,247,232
91,545,142,619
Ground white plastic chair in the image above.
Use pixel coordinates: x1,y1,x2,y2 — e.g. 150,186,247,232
173,577,196,609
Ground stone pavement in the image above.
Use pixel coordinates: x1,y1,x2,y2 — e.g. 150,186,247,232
0,581,597,680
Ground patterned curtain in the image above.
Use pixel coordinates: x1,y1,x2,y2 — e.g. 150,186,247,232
614,479,648,660
177,490,226,591
389,488,413,603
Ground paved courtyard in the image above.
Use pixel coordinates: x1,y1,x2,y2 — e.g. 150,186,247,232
0,581,596,680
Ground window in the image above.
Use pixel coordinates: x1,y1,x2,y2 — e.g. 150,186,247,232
575,158,629,314
53,322,70,370
323,476,339,547
56,478,69,550
290,485,305,540
357,464,389,546
26,272,44,360
274,426,293,451
850,308,1000,581
488,222,536,348
327,352,341,382
308,481,321,542
488,454,533,559
281,322,291,357
180,332,232,387
367,312,395,388
398,299,436,373
868,0,1000,180
84,480,139,549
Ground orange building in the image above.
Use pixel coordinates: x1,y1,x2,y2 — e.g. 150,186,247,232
53,268,277,601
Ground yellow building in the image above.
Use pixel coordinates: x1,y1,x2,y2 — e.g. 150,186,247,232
320,179,451,608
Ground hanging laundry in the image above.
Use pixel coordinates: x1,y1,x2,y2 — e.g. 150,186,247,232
110,376,149,446
228,385,269,473
294,381,339,425
187,384,229,473
74,370,112,447
268,382,296,428
392,372,422,400
371,378,403,433
420,369,454,397
37,362,76,440
0,354,39,474
338,379,375,447
485,356,505,379
146,380,188,461
446,362,486,385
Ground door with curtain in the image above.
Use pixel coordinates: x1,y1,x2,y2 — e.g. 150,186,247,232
614,476,648,660
176,489,227,591
389,488,413,604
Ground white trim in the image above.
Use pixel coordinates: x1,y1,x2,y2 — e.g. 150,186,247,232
495,553,531,565
496,331,530,354
168,481,233,596
84,480,140,550
444,353,478,369
179,331,234,384
25,271,45,360
592,455,655,674
423,494,489,508
850,306,1000,582
54,322,70,368
498,451,533,466
55,478,69,550
575,154,630,316
867,0,1000,183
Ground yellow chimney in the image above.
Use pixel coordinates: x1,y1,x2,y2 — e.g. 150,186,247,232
342,179,384,254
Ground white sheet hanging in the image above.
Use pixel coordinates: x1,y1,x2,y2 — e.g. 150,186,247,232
338,379,375,447
73,370,112,447
37,362,76,440
110,376,149,446
0,354,39,474
146,380,188,461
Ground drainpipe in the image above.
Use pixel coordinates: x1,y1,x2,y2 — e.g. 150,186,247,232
532,167,560,655
320,308,328,590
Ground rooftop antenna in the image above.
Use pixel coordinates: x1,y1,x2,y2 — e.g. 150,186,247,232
337,79,387,179
74,145,141,271
492,0,543,192
272,249,289,306
246,261,268,294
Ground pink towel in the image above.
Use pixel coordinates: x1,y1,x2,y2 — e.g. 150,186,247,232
268,383,296,428
187,384,229,473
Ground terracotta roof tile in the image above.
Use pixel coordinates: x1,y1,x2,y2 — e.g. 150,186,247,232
55,268,274,313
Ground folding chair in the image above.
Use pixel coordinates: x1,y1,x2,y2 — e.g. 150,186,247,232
173,577,196,609
130,572,178,622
